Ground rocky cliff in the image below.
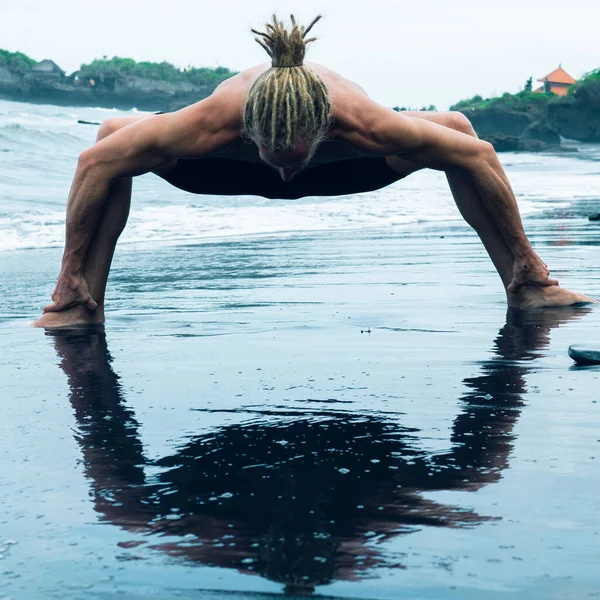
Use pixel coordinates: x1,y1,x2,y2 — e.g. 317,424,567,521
547,78,600,142
451,71,600,151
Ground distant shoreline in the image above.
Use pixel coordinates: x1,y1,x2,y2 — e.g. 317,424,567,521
0,81,219,113
0,52,235,113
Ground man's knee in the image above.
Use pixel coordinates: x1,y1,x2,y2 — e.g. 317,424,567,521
448,112,477,138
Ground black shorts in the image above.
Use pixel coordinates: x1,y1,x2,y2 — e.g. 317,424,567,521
160,157,404,200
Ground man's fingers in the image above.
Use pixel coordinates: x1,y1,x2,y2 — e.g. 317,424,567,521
42,276,95,315
85,296,98,312
534,277,559,287
43,302,62,313
507,277,560,294
43,298,81,313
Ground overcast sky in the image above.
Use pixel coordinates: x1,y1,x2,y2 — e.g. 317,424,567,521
2,0,599,109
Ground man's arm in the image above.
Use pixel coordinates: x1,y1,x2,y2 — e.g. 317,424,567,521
336,100,557,291
45,95,240,313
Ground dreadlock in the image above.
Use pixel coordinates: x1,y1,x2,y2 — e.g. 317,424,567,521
243,15,331,153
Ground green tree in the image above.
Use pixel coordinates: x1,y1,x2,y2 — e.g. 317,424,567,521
0,49,36,74
449,95,483,111
77,56,236,86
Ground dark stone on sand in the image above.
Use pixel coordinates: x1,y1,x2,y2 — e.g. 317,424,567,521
568,345,600,365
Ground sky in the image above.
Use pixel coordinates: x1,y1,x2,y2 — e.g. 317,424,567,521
2,0,599,109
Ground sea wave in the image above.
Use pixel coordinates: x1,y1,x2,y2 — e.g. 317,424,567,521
0,99,598,253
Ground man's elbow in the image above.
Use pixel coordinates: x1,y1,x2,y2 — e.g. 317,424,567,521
77,148,101,174
461,139,497,171
77,147,117,181
475,140,496,163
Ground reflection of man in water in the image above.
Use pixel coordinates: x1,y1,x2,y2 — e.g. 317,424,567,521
48,308,587,594
35,15,594,328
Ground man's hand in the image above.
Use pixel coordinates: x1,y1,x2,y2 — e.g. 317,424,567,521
43,272,98,313
507,253,559,293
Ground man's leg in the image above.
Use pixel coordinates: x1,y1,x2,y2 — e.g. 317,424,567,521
34,117,146,327
387,111,594,307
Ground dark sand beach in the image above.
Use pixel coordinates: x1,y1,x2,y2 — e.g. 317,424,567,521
1,212,599,598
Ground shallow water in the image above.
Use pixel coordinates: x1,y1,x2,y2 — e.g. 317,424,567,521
1,100,600,599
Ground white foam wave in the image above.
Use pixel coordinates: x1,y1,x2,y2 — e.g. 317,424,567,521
0,188,560,253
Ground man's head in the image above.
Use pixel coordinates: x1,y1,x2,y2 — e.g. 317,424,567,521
243,15,331,181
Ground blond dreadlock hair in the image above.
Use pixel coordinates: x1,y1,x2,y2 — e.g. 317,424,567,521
243,15,331,153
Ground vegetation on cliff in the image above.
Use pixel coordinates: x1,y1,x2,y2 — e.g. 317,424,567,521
582,67,600,83
77,56,236,86
393,104,437,112
450,90,552,113
0,49,36,74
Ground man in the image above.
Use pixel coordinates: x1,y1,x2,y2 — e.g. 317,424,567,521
34,15,594,328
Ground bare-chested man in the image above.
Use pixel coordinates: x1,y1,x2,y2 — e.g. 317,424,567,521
34,15,595,328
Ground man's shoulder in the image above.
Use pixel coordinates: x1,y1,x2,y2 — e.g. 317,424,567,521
168,84,246,133
171,65,270,129
306,64,384,137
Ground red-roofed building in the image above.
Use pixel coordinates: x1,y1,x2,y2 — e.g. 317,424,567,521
534,66,576,96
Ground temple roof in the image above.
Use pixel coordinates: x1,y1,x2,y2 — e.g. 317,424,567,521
538,66,576,85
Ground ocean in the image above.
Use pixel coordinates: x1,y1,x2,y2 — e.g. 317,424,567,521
1,98,599,255
1,98,600,600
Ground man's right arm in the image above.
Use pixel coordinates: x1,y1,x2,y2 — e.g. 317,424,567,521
45,94,241,313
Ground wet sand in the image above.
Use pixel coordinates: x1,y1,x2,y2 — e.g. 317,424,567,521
1,215,599,599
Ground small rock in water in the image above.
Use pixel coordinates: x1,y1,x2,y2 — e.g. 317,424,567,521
589,214,600,221
568,345,600,365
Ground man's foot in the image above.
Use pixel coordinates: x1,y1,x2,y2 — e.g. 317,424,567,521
508,285,598,309
31,305,105,329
